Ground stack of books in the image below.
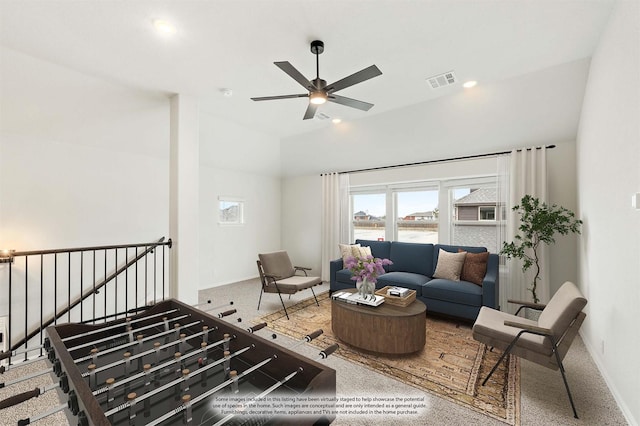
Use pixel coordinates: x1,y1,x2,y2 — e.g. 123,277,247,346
331,291,385,307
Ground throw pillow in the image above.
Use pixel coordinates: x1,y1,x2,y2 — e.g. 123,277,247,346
356,245,372,259
433,249,466,281
458,249,489,286
339,243,361,266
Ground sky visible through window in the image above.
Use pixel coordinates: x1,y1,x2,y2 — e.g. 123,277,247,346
354,188,471,218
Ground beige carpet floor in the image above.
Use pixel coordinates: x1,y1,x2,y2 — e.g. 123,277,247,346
256,291,519,425
0,278,629,425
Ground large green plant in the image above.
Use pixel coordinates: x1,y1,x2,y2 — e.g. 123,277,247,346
501,195,582,303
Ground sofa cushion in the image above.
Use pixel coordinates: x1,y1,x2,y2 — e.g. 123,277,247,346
377,272,429,296
388,242,433,276
339,243,361,266
459,250,489,286
355,239,391,260
433,244,486,275
433,249,466,281
355,245,372,258
422,278,483,307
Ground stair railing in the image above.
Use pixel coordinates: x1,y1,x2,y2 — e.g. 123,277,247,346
0,237,172,359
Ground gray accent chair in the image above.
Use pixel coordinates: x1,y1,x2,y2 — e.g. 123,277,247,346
472,281,587,418
257,251,320,320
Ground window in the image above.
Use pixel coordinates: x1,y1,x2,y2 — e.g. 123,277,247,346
352,192,385,241
218,198,244,225
350,185,439,243
449,184,498,252
396,190,439,243
479,206,496,221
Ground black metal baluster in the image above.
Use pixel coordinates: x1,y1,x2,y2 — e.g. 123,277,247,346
8,261,12,357
153,245,157,303
92,250,96,321
24,256,28,361
145,246,148,305
68,252,71,322
162,243,166,301
115,248,118,320
104,249,107,323
40,254,43,357
80,251,84,322
54,254,57,325
135,246,139,310
125,247,128,314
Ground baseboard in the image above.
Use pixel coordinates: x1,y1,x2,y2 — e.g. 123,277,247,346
579,330,638,426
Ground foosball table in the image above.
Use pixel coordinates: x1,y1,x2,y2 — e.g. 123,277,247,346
0,299,337,425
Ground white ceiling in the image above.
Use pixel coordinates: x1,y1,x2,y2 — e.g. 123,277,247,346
0,0,615,139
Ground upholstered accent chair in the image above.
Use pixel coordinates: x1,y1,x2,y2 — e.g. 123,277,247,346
472,281,587,418
257,251,320,320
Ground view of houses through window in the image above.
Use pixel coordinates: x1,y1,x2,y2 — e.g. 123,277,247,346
351,179,500,252
218,198,244,224
450,186,500,252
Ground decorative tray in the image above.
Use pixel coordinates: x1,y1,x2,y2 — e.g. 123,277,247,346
375,286,417,307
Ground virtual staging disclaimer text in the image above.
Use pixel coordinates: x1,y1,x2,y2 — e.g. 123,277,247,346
211,393,427,418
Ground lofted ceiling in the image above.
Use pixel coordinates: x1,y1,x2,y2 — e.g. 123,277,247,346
0,0,615,139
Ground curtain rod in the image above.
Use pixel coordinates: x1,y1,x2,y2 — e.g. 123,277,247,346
321,144,556,176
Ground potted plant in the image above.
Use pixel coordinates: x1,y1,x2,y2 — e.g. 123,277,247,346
501,195,582,303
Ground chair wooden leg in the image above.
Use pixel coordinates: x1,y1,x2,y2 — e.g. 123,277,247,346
310,286,319,307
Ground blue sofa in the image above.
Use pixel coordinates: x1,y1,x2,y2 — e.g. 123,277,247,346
330,239,499,321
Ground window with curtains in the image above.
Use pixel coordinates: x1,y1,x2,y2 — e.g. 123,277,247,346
350,184,439,243
350,177,499,248
447,179,501,253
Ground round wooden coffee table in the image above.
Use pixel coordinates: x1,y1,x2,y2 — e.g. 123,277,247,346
331,289,426,354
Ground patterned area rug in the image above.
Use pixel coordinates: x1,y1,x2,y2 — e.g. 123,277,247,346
256,292,520,425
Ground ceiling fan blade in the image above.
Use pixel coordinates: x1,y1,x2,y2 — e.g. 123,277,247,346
325,65,382,93
251,94,308,101
275,61,313,91
303,103,318,120
328,94,374,111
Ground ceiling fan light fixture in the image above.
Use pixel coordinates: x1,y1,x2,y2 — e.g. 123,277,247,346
309,92,328,105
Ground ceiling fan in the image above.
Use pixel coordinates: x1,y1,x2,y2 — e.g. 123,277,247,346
251,40,382,120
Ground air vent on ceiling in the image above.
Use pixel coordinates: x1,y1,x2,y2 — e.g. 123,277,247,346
316,112,331,120
427,71,457,89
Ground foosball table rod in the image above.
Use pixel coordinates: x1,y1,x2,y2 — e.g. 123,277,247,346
82,325,221,378
74,319,201,363
17,402,68,426
144,353,280,426
102,344,256,419
67,313,190,352
92,333,236,397
61,308,180,343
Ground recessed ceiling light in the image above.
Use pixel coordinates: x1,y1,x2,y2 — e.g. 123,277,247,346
152,19,176,35
332,118,342,124
463,80,477,89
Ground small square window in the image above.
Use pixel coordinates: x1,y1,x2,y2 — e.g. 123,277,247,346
479,206,496,221
219,198,244,225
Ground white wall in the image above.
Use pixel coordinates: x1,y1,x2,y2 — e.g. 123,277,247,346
576,1,640,424
0,47,169,253
198,113,282,288
0,47,170,334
